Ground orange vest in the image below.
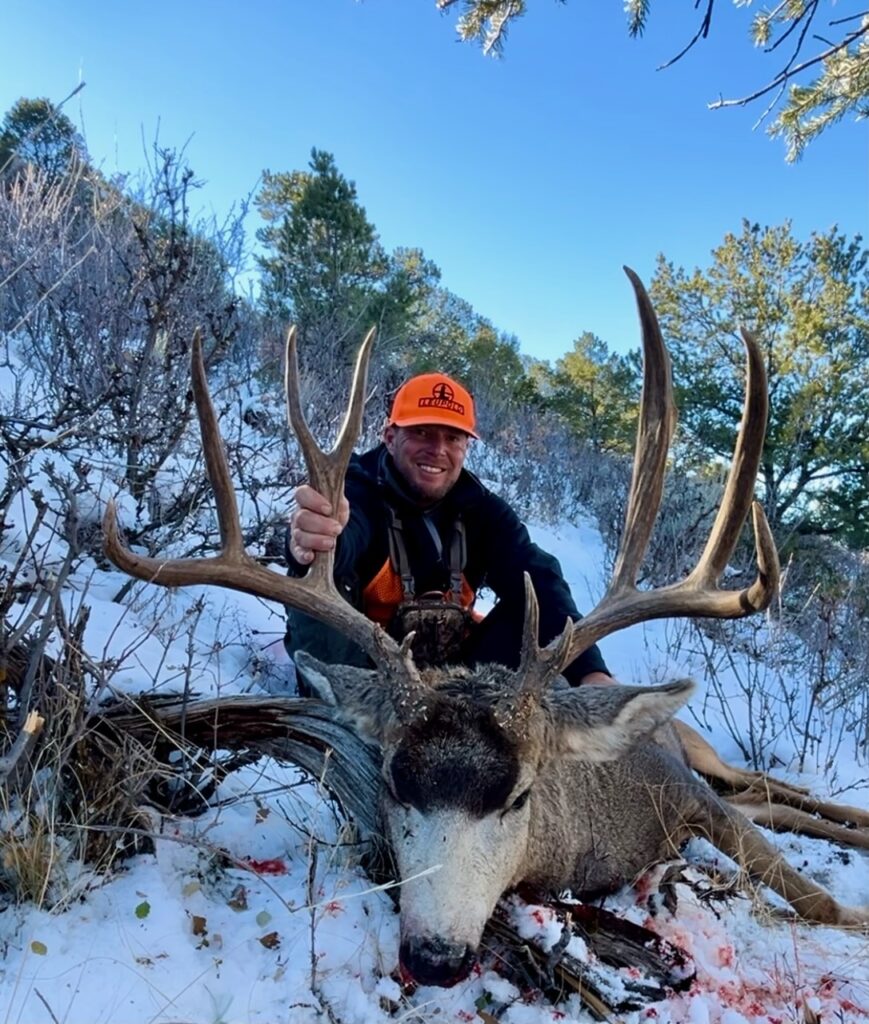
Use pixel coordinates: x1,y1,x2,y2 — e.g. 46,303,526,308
362,559,477,628
360,510,480,629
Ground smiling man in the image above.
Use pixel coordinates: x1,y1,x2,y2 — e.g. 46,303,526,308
284,371,612,685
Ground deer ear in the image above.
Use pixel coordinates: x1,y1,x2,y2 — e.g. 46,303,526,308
293,651,393,745
543,680,695,763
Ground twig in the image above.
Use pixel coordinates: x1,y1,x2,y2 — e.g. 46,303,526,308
0,710,45,781
33,988,61,1024
658,0,716,70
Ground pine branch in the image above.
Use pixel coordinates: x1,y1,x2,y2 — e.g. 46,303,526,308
710,21,869,111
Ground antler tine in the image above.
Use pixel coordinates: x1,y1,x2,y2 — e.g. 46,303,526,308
104,329,247,575
542,274,781,672
687,328,769,587
612,267,677,592
334,326,378,464
192,328,245,558
284,325,377,589
516,574,572,694
745,500,780,612
495,575,573,736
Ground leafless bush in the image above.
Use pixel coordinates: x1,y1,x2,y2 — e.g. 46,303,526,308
648,528,869,779
467,405,628,526
0,460,268,909
0,141,271,906
0,148,251,507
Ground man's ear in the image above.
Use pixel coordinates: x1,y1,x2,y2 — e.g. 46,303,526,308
382,422,396,451
542,680,695,763
294,650,393,745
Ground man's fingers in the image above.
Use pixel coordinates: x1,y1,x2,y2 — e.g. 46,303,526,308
289,539,315,564
336,494,350,527
294,508,343,538
293,527,337,553
289,528,333,565
296,484,334,516
290,485,348,566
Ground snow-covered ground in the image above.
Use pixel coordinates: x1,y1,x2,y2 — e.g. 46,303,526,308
2,495,868,1024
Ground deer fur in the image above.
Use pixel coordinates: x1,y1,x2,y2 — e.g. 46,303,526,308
295,652,869,988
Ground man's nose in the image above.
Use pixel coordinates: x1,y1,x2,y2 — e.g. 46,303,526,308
423,432,449,454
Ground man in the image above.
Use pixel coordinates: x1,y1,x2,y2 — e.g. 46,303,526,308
285,371,613,686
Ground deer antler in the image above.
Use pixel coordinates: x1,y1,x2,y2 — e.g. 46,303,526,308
521,268,780,688
103,327,432,722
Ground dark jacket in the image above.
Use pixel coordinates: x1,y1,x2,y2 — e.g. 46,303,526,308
285,444,609,684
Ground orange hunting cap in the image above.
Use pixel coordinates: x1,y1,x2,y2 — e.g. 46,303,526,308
388,373,480,439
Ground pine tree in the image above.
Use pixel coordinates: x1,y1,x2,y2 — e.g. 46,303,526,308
540,332,638,454
0,97,87,180
255,149,438,378
650,221,869,547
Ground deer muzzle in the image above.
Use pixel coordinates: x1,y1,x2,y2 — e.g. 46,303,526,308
399,935,475,987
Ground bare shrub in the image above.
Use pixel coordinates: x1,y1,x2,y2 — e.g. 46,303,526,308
467,405,628,526
648,526,869,779
0,148,250,507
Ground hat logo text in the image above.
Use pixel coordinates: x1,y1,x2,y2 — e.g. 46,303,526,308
418,382,465,416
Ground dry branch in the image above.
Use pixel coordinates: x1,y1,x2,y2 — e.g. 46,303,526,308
0,709,44,782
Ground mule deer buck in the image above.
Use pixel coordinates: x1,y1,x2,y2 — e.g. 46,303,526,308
104,269,869,988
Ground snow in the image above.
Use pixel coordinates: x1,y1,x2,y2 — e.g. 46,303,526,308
2,435,869,1023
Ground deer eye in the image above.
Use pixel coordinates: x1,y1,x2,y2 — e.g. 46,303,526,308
387,761,413,809
507,789,531,814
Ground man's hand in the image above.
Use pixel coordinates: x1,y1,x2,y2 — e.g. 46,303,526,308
289,484,350,565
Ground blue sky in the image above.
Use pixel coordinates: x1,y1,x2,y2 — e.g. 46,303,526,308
2,1,866,361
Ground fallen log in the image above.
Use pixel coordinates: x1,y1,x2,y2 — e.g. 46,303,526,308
96,693,382,838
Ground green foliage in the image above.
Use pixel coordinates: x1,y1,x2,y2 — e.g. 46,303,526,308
437,0,533,55
535,332,639,453
255,149,439,373
254,148,544,436
771,37,869,161
650,220,869,547
623,0,651,37
0,97,86,180
403,284,540,431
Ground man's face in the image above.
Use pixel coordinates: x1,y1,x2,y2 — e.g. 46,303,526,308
383,424,470,504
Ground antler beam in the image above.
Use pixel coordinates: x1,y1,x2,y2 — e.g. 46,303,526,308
538,268,780,681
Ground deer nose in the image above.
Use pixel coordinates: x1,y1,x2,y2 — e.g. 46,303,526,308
399,935,475,987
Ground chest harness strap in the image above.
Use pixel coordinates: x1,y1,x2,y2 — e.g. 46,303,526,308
387,508,467,604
